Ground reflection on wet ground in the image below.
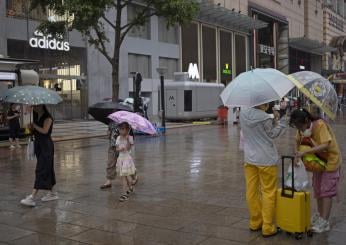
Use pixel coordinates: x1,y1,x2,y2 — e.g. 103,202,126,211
0,124,345,244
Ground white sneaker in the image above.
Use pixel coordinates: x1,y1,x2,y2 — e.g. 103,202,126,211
9,145,15,150
20,195,36,207
311,213,320,226
41,192,59,202
311,217,330,233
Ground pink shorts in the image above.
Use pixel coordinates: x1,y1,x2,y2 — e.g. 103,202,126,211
312,169,340,198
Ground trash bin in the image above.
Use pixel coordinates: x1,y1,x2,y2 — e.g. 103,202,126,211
217,106,228,124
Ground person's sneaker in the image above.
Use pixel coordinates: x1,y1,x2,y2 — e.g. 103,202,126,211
20,195,36,207
9,145,15,150
16,144,21,148
311,218,330,233
41,192,59,202
311,213,320,226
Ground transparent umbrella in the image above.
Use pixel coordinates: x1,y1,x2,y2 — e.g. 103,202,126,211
288,71,338,120
220,68,295,108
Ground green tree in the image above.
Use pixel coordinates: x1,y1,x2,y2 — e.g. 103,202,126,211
31,0,199,100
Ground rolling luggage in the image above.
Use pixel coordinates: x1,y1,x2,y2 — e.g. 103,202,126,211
276,156,313,240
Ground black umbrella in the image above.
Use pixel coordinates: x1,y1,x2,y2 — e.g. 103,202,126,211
88,101,133,125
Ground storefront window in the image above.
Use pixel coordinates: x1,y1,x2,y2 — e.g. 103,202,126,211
235,34,247,76
257,14,275,68
159,57,178,80
219,30,232,85
202,26,217,82
7,39,88,120
181,23,199,74
289,48,311,73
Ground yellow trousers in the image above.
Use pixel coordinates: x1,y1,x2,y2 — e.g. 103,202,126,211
244,163,277,236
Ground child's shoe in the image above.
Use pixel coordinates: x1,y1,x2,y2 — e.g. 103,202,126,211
119,194,129,202
311,217,330,233
311,213,320,226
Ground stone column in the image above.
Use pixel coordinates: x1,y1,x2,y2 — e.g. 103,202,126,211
277,24,289,74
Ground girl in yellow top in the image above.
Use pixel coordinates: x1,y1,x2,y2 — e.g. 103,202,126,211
290,109,341,233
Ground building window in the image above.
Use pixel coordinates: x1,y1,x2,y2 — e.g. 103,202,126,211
202,26,217,82
127,5,151,40
184,90,192,112
6,0,47,20
128,53,151,78
158,17,178,44
159,57,178,80
181,23,199,74
219,30,233,85
235,34,247,76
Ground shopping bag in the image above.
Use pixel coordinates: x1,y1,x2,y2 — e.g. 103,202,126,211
26,137,35,161
285,161,309,191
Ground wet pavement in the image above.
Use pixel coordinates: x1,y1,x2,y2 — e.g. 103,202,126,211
0,124,345,244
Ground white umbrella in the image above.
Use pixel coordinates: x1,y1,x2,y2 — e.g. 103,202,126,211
220,68,295,108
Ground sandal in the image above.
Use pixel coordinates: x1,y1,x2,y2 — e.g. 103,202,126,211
119,194,129,202
100,184,112,189
126,186,134,195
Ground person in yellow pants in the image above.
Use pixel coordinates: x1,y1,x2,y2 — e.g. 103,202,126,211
240,103,287,238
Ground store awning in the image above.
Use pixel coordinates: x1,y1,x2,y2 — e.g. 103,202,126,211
289,37,336,55
249,2,288,24
0,57,39,71
196,0,268,33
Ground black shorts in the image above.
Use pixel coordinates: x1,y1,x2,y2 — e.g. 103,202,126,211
9,127,20,139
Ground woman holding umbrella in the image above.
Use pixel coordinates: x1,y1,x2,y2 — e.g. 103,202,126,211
20,104,58,207
2,86,62,207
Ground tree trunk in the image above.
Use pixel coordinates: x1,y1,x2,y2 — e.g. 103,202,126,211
112,0,122,101
111,62,119,101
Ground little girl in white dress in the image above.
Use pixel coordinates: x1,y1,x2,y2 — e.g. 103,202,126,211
116,122,136,202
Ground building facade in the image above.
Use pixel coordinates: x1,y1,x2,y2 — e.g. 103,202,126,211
2,0,346,121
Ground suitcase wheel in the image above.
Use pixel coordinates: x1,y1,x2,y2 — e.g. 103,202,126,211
295,233,303,240
307,230,313,237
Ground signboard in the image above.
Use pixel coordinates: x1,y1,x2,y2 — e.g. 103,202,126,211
259,44,275,56
29,30,70,51
222,63,231,75
188,63,200,80
328,13,344,32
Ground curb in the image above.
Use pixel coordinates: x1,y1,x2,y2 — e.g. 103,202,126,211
0,123,215,147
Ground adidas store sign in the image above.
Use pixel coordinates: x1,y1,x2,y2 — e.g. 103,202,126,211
29,30,70,51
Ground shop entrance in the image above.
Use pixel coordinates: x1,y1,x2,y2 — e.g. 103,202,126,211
40,76,87,120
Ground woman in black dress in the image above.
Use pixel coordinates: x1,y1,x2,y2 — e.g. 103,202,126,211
20,105,58,207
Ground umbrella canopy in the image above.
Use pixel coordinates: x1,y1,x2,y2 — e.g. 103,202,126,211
220,68,295,108
88,101,133,125
288,71,338,120
108,111,157,135
2,85,62,105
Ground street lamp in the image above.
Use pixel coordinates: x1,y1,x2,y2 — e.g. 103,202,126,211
156,67,167,129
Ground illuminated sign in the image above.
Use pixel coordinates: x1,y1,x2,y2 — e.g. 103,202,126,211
222,63,231,75
29,30,70,51
188,63,200,80
259,44,275,56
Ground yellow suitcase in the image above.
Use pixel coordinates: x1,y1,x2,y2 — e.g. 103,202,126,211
276,156,313,240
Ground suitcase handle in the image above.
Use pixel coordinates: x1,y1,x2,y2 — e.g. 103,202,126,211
281,156,295,198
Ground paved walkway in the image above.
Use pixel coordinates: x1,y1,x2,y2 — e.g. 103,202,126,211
0,120,212,147
0,125,345,244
